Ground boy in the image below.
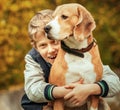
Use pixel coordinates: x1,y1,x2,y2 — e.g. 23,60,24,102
22,9,120,110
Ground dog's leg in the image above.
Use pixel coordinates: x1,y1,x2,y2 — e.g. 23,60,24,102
98,98,111,110
54,99,64,110
87,96,99,110
87,96,111,110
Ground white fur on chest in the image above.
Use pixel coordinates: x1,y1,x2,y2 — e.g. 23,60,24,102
65,52,96,84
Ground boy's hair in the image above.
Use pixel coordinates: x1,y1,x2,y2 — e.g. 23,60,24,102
28,9,53,44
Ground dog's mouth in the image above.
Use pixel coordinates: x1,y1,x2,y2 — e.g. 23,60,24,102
62,33,73,41
47,33,73,41
68,33,73,38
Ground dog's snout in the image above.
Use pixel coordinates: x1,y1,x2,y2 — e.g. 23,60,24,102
44,25,51,33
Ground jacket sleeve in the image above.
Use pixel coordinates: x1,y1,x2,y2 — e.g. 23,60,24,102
102,65,120,97
24,54,54,103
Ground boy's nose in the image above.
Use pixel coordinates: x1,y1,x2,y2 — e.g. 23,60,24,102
48,45,55,53
44,25,51,33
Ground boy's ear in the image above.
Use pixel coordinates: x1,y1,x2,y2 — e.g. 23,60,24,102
73,5,96,41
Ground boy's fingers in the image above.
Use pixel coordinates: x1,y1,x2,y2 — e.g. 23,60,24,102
64,84,75,89
64,92,73,100
79,78,84,84
64,78,84,89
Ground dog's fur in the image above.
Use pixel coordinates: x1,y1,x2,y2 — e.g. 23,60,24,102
44,3,110,110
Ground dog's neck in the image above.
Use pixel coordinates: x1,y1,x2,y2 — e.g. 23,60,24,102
61,35,96,58
63,35,94,49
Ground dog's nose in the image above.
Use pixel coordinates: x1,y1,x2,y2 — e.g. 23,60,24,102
44,25,51,33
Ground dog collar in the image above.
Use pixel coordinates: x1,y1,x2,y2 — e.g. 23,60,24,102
61,39,96,58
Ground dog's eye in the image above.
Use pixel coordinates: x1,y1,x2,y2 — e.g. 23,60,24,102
61,15,68,19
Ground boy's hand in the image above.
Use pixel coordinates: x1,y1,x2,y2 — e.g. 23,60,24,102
64,84,90,106
64,83,101,106
64,78,84,89
52,86,72,99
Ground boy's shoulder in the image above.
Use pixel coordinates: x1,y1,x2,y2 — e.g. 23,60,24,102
27,48,41,63
28,48,39,57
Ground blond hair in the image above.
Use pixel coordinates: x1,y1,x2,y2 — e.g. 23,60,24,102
28,9,53,46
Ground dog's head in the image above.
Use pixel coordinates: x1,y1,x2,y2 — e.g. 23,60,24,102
44,3,96,41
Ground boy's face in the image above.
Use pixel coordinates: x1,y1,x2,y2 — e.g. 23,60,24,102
35,31,60,64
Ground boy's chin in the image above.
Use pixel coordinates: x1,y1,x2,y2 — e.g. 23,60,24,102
48,59,55,64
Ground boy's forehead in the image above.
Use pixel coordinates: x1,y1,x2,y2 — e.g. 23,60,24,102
36,31,45,37
32,31,45,41
36,34,50,44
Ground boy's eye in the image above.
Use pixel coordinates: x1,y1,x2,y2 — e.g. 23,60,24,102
41,44,46,46
51,40,59,45
39,44,46,48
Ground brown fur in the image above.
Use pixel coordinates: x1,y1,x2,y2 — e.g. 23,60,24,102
49,48,67,86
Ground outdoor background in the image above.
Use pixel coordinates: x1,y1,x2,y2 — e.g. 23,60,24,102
0,0,120,110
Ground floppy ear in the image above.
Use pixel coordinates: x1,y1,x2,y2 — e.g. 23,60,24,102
73,5,96,41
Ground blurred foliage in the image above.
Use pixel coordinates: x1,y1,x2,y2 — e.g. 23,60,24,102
0,0,120,90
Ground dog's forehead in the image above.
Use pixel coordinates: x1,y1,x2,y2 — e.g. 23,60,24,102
53,4,78,16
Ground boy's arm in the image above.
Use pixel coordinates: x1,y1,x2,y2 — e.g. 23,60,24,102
101,65,120,97
24,54,71,102
24,54,50,102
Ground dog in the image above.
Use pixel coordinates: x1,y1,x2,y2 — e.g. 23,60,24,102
44,3,110,110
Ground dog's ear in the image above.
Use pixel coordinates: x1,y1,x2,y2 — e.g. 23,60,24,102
73,5,96,41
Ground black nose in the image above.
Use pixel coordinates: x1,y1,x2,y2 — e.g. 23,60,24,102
44,25,51,33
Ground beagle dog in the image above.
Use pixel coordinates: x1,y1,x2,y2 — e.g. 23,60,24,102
44,3,110,110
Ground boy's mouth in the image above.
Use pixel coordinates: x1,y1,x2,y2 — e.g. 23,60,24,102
49,55,56,59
